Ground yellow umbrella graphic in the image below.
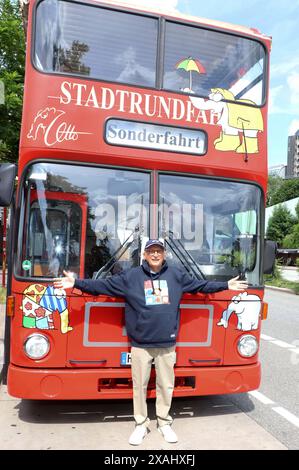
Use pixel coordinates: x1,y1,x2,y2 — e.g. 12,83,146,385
176,56,206,91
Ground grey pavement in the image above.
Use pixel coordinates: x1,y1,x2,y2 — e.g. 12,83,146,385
0,385,287,450
229,288,299,450
279,266,299,282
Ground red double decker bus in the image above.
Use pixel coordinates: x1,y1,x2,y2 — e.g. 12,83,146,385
1,0,276,399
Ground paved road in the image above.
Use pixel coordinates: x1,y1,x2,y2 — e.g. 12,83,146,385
279,267,299,282
0,385,286,450
229,288,299,449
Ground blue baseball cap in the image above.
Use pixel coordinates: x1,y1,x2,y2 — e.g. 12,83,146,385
145,239,165,250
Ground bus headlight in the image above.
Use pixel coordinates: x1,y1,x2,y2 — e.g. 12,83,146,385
237,335,258,357
24,334,50,359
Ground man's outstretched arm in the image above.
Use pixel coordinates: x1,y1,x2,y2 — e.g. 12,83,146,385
182,273,249,294
53,270,127,297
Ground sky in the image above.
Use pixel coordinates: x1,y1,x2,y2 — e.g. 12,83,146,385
115,0,299,168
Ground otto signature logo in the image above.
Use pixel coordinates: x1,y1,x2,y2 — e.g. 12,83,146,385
27,107,92,147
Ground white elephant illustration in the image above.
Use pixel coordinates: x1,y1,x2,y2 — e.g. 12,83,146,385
217,291,261,331
190,88,263,154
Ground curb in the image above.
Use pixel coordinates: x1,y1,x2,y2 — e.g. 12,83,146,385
278,266,298,271
265,285,295,294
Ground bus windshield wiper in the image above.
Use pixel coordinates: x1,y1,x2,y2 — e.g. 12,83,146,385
93,225,140,279
163,230,206,280
94,195,145,279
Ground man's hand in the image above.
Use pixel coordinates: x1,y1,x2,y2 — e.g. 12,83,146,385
228,275,248,291
53,270,76,290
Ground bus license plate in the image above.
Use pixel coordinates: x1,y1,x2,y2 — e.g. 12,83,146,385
120,352,131,366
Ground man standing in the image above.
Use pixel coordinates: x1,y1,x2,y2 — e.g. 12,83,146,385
54,239,248,445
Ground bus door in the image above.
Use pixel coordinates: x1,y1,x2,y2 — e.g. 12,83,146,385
10,189,87,370
28,190,87,279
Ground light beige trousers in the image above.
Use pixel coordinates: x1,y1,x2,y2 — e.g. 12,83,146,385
131,345,176,428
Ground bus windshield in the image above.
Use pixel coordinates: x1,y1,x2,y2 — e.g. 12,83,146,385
159,174,262,285
34,0,266,104
16,163,261,284
17,163,150,279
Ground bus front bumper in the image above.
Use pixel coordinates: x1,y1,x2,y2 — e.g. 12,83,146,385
7,362,261,400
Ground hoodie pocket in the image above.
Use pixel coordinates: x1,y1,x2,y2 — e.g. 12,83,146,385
135,309,178,343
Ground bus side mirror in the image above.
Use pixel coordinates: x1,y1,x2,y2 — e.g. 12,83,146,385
263,239,277,274
0,163,17,207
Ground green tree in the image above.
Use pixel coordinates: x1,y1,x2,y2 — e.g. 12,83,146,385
282,201,299,248
266,175,284,207
270,178,299,206
266,204,296,247
0,0,25,163
282,226,299,248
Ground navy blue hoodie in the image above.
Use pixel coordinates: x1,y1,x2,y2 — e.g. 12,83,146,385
74,261,228,348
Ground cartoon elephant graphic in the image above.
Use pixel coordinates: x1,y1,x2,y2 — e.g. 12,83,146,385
21,284,72,334
217,291,261,331
189,88,264,153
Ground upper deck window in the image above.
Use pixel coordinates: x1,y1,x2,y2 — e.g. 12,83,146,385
34,0,157,87
164,22,265,105
34,0,266,105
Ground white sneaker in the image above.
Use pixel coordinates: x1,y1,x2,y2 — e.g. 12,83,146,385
158,424,178,443
129,425,148,445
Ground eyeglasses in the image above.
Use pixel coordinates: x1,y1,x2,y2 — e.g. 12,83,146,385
145,249,164,255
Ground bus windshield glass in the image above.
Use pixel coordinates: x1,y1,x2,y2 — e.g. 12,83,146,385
159,174,262,284
34,0,266,104
17,163,150,279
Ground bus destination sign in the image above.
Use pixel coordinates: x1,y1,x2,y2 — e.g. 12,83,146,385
105,119,206,155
